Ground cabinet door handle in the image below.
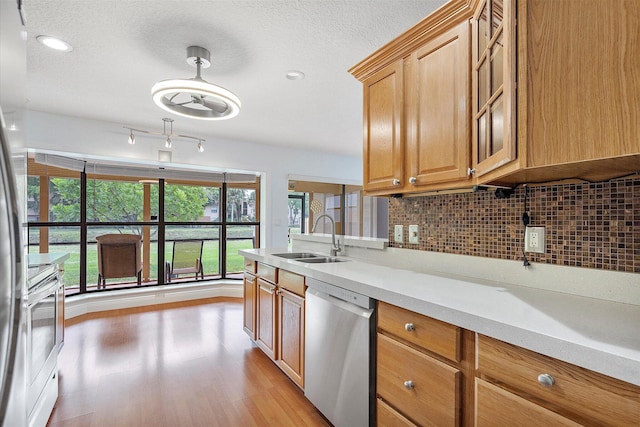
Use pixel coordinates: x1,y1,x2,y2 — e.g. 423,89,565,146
409,176,417,184
467,168,476,176
537,373,555,387
392,178,401,186
403,380,414,389
404,323,415,332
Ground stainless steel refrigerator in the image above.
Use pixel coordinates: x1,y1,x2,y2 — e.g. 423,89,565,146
0,115,27,427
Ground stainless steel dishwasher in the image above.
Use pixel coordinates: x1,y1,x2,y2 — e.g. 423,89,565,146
304,277,375,427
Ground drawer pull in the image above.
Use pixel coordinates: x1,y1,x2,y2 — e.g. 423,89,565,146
404,323,415,332
403,380,414,390
537,373,555,387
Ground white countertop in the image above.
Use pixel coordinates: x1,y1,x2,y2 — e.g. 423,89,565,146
28,252,70,267
240,248,640,387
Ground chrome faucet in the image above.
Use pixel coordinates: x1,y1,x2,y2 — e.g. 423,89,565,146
312,214,342,257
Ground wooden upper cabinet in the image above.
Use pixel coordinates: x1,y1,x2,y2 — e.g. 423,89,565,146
523,0,640,166
471,0,516,178
355,0,640,190
362,60,404,193
352,0,474,196
475,0,640,185
408,21,471,186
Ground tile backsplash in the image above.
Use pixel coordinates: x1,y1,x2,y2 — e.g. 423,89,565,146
388,177,640,273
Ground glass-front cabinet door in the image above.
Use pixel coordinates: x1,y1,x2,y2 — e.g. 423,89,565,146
471,0,516,177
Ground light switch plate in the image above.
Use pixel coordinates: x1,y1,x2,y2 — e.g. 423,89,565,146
408,225,419,244
394,225,403,243
525,226,546,253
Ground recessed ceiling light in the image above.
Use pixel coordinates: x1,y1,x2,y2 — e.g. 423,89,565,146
286,70,305,80
36,35,73,52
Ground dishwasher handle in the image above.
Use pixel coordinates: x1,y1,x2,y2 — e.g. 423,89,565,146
306,277,373,310
306,288,373,319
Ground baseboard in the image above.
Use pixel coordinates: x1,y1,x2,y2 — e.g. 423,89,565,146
65,280,243,319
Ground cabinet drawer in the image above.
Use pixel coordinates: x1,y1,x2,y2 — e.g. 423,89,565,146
477,334,640,426
377,333,460,427
244,258,256,274
257,262,277,284
475,378,580,427
378,301,461,362
278,269,305,296
377,397,417,426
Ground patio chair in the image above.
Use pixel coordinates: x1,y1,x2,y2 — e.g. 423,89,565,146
96,234,142,289
165,239,204,283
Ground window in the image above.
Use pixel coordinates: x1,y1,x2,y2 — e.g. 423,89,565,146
287,180,388,241
27,156,260,294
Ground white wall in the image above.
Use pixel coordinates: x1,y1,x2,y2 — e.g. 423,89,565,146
24,111,362,248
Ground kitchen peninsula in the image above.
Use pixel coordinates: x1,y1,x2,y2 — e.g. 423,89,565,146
241,236,640,426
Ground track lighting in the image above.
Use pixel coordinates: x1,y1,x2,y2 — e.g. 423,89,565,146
123,118,205,153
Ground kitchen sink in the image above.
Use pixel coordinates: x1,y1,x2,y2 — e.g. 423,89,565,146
273,252,321,259
294,257,349,263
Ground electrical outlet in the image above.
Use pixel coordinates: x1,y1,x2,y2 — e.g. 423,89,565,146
394,225,403,243
408,225,419,244
525,226,546,253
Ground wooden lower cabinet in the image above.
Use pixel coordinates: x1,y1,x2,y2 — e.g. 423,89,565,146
377,334,460,426
242,272,257,339
475,378,580,427
376,302,471,427
476,334,640,426
377,398,417,427
256,277,277,360
276,288,305,388
377,301,461,363
244,259,306,389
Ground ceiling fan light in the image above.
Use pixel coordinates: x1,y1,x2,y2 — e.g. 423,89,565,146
151,78,241,120
151,46,240,121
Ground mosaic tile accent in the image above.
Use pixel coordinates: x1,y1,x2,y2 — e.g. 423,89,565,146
388,177,640,273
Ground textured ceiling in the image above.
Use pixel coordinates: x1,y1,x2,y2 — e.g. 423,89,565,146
23,0,447,157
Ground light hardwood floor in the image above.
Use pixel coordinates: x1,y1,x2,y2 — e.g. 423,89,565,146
47,297,331,427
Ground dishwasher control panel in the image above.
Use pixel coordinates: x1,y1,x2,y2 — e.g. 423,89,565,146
306,277,373,309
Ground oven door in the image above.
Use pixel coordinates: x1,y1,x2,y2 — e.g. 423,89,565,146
26,271,58,414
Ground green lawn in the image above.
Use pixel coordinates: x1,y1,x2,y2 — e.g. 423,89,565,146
35,238,254,287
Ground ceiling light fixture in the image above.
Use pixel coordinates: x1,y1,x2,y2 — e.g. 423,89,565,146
2,111,19,132
36,35,73,52
151,46,241,120
286,70,305,80
123,118,205,153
